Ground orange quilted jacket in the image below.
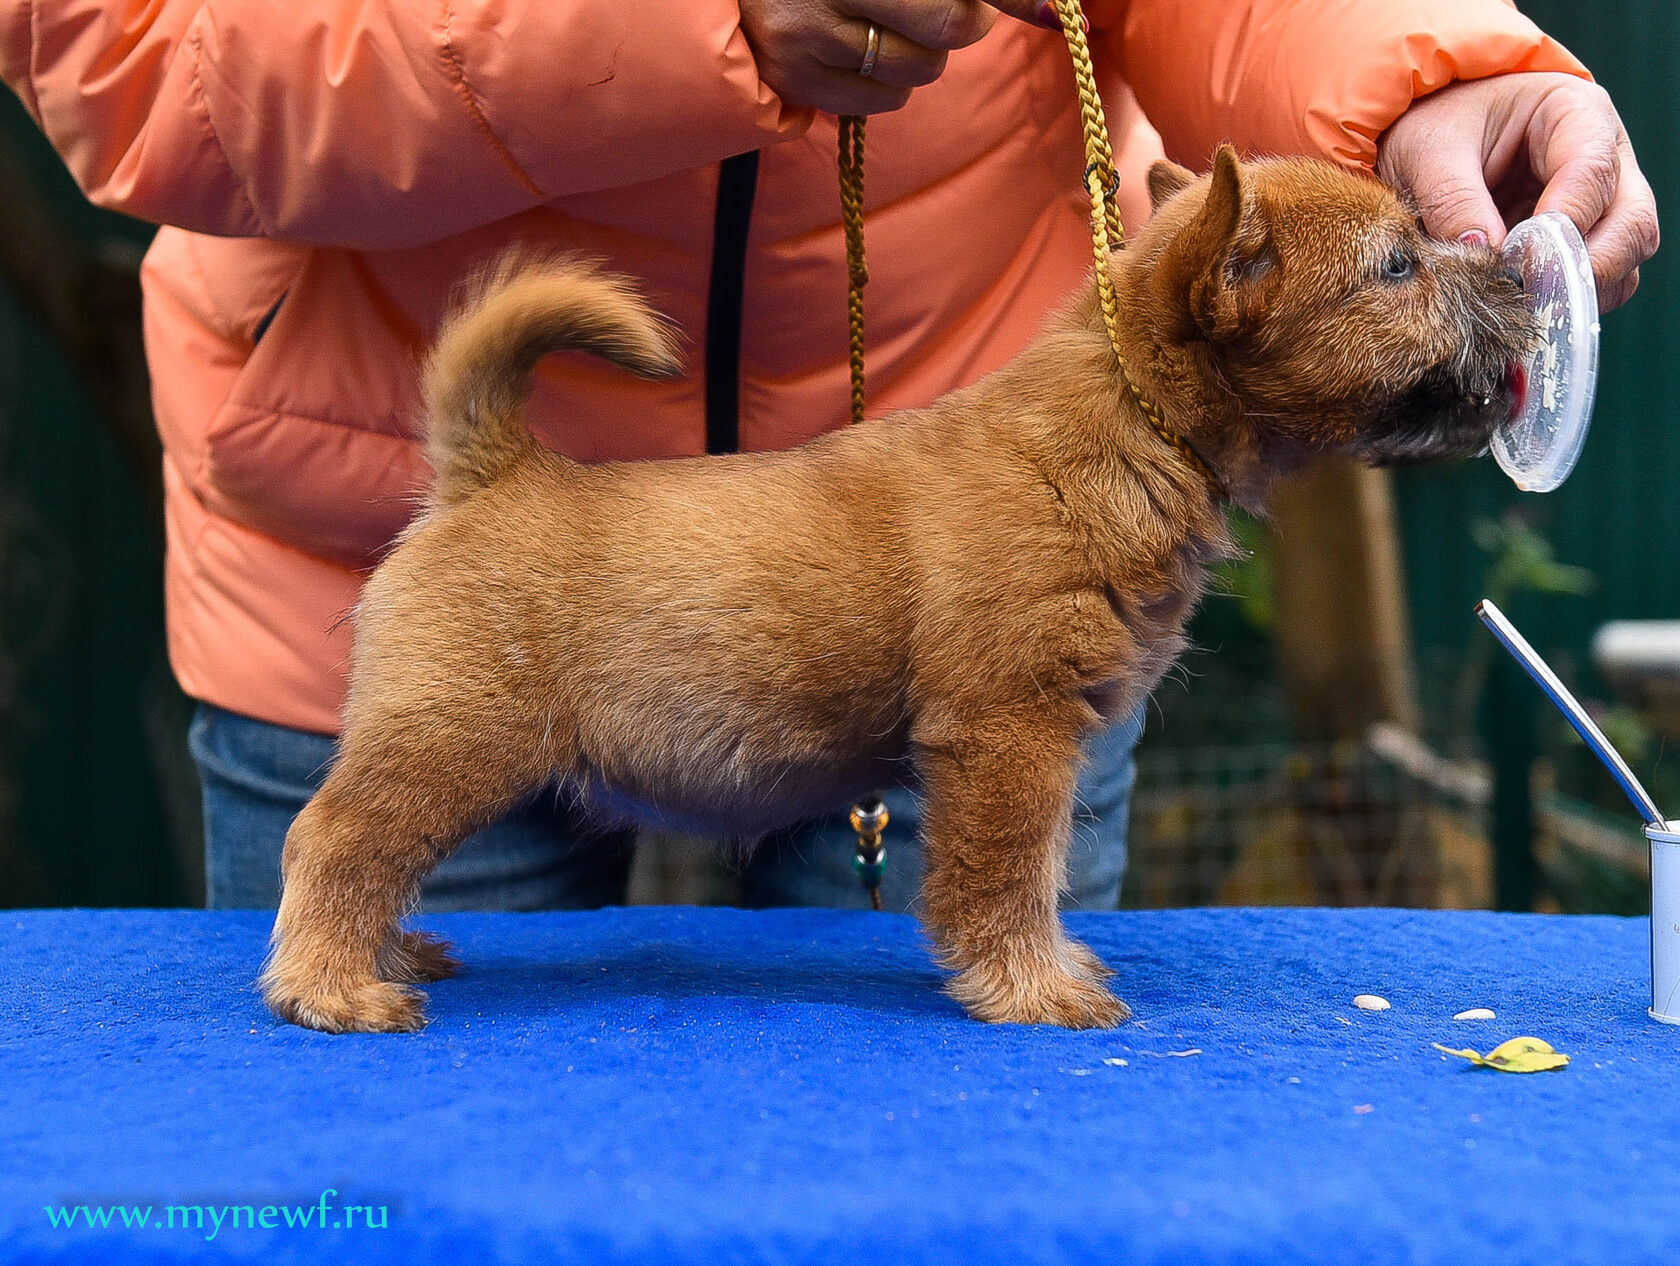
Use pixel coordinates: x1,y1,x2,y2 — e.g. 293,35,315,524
0,0,1585,733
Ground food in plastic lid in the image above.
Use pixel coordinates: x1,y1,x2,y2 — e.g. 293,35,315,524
1490,211,1600,493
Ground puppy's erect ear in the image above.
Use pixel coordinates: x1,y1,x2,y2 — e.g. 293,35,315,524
1153,144,1249,342
1147,160,1195,210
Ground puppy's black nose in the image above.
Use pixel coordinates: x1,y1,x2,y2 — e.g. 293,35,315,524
1497,264,1524,291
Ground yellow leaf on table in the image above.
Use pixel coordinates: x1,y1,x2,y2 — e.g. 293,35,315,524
1432,1036,1570,1073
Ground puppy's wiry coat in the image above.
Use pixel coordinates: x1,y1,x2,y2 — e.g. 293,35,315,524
263,149,1535,1033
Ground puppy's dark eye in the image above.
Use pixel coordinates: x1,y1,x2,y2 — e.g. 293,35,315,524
1380,249,1417,282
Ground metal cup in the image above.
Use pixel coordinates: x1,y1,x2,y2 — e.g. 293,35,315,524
1651,820,1680,1025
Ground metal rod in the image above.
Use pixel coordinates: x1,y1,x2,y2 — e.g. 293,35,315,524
1476,599,1667,830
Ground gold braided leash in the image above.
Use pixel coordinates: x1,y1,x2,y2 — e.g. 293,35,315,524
836,15,1225,501
834,8,1229,905
1048,0,1227,503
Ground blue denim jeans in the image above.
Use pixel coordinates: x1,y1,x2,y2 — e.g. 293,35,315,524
190,702,1143,914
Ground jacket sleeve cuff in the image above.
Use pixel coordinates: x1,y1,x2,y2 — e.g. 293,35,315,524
439,1,810,200
1110,0,1592,172
4,0,811,247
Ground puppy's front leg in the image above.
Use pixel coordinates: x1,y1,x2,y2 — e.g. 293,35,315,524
918,707,1129,1029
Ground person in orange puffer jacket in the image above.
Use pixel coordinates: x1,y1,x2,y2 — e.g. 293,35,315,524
0,0,1657,911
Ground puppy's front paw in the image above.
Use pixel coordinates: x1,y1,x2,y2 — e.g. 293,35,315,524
262,966,428,1034
949,954,1131,1029
379,930,460,984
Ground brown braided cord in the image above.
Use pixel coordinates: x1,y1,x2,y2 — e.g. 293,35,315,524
1050,0,1227,503
839,113,886,908
838,114,869,428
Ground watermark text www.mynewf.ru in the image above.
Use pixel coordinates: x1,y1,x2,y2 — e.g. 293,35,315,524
44,1190,389,1240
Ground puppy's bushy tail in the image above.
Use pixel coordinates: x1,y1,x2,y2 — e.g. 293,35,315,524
422,253,682,506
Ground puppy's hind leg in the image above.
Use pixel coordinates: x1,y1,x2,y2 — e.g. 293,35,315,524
917,705,1129,1029
262,710,557,1034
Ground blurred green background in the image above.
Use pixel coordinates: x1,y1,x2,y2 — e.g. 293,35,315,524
0,1,1673,909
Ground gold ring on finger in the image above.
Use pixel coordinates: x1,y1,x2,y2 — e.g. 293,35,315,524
859,24,880,78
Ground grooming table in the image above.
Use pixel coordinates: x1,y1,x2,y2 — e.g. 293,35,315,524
3,907,1677,1264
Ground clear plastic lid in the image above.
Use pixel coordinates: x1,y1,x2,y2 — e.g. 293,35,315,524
1491,211,1600,493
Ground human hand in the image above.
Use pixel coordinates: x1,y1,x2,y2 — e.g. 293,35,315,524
739,0,1007,115
1377,73,1659,312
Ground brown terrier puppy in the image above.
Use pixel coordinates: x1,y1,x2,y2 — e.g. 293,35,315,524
261,146,1534,1033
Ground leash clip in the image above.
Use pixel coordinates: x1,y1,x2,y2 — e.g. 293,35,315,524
1083,161,1120,204
849,797,890,911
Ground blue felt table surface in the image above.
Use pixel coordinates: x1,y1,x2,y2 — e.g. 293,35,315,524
2,906,1677,1264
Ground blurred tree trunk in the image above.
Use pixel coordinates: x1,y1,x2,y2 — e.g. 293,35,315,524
1269,460,1421,738
0,401,14,871
0,113,199,904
